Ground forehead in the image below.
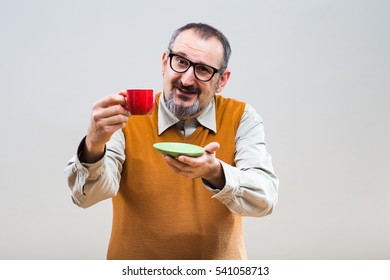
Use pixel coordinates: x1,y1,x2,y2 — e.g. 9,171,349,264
172,29,224,66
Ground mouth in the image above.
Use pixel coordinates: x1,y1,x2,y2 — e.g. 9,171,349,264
173,82,200,102
166,83,202,118
175,88,197,101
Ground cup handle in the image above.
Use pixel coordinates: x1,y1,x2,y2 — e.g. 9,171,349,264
119,92,128,110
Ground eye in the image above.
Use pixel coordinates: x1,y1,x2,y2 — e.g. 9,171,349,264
175,56,189,67
196,65,213,75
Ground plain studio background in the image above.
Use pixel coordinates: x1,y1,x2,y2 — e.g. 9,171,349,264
0,0,389,260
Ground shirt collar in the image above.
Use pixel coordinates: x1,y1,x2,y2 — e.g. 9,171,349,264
158,93,217,135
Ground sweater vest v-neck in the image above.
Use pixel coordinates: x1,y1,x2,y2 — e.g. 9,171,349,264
107,93,247,259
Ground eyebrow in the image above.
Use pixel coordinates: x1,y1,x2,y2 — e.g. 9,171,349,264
172,50,187,57
171,50,217,68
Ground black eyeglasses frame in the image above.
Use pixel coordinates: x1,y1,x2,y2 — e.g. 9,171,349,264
168,51,226,82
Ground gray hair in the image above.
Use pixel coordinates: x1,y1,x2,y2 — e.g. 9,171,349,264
167,23,231,69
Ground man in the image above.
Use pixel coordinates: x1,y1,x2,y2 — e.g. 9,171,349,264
65,23,278,260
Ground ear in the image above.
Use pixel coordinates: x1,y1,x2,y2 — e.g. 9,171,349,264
216,68,231,93
162,51,169,75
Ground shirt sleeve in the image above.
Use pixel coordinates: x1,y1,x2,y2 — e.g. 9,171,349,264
203,104,279,217
64,130,126,208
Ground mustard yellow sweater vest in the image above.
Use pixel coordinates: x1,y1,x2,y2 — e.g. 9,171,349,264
107,93,246,260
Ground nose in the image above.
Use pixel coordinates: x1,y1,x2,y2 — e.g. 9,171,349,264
180,66,196,86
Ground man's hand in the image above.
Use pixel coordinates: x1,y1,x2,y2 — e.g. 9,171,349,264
163,142,226,189
81,93,129,163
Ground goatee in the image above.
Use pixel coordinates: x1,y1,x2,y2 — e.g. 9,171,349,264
165,81,202,119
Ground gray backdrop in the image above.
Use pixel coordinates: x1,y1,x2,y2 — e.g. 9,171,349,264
0,0,389,259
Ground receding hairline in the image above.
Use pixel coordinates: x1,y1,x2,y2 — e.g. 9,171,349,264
168,23,232,68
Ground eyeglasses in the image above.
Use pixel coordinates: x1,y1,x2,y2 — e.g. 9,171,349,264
168,52,226,82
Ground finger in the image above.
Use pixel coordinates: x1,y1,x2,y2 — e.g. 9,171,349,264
95,94,127,109
96,114,129,128
100,122,127,134
118,90,127,98
204,142,220,154
166,163,195,177
163,156,185,173
93,104,129,122
163,156,191,169
163,155,181,166
176,155,202,167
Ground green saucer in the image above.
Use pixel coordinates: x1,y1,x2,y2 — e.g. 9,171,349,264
153,142,205,157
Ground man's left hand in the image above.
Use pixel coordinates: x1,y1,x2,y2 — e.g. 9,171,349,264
163,142,225,189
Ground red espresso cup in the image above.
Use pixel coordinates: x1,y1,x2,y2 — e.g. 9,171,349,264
122,88,155,115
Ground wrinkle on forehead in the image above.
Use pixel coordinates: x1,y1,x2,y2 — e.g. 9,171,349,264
173,30,224,67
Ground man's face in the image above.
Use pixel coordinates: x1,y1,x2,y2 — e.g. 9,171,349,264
162,29,230,119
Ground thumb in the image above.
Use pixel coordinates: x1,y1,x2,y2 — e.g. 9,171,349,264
204,142,220,155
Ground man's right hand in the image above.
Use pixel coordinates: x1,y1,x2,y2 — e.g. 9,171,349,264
81,93,129,163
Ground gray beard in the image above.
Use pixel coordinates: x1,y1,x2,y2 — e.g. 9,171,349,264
165,91,202,119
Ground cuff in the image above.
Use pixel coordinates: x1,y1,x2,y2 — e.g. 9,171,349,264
76,136,106,181
203,161,239,203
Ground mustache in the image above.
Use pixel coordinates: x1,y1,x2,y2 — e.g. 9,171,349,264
173,81,200,95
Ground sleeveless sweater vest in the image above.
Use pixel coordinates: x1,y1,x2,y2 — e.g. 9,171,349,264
107,93,247,259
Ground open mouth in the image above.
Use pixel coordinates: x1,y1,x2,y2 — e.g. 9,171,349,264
174,81,199,94
176,88,198,100
174,83,200,102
